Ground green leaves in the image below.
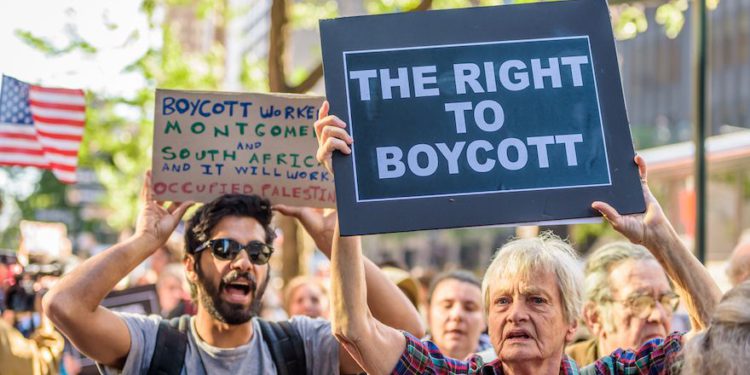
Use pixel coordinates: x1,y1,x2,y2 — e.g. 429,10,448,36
291,0,339,29
4,0,718,241
15,29,98,56
612,4,648,40
655,0,688,39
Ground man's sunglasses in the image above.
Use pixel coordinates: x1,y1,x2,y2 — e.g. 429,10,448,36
195,238,274,265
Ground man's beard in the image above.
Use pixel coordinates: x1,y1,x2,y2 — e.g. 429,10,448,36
194,265,269,325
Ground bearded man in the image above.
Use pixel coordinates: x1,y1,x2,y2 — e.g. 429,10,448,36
43,179,423,374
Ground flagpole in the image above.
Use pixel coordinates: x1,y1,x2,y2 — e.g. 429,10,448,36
692,0,708,263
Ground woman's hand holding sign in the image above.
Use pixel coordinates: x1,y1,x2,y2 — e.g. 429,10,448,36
314,101,352,176
591,155,669,249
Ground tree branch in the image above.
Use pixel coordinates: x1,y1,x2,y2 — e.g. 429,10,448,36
287,0,435,94
268,0,290,92
269,0,437,94
289,62,324,94
410,0,433,12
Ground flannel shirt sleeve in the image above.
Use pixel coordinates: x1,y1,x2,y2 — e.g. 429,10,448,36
590,331,684,375
391,331,485,374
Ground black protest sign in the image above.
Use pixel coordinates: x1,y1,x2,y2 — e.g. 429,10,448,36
101,284,160,315
77,285,161,373
321,0,645,235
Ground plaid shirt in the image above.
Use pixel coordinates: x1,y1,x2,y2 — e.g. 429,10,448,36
392,331,684,375
421,333,494,353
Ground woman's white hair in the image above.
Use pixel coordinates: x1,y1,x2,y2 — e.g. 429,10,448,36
681,281,750,375
481,232,583,324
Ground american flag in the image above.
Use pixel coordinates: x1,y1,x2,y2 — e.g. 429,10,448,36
0,75,86,184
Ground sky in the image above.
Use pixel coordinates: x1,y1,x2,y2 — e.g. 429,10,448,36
0,0,157,234
0,0,155,96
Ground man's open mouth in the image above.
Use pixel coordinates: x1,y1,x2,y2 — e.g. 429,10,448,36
225,282,251,295
221,276,256,303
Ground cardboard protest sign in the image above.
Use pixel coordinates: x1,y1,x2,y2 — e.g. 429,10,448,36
19,220,71,261
321,0,645,235
152,90,335,208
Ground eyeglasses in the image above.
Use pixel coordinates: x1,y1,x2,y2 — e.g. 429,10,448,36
195,238,274,265
605,292,680,319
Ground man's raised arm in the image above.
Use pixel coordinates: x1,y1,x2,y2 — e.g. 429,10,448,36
592,155,721,334
42,175,193,368
273,204,425,338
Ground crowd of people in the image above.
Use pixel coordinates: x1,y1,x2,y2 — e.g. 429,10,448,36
0,100,749,374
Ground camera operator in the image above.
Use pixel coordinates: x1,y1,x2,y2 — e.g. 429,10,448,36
1,258,65,375
0,250,20,315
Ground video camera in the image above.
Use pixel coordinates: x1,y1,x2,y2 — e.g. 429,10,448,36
0,249,18,267
23,262,65,278
4,258,64,312
1,249,65,337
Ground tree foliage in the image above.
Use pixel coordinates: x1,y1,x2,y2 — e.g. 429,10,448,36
1,0,718,247
3,0,227,242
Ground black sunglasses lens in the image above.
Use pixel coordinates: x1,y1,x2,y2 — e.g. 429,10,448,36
247,241,271,264
207,239,270,263
211,239,238,260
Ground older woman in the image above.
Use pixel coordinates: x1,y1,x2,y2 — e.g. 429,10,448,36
316,104,721,375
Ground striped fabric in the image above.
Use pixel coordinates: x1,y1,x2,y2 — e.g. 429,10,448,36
392,331,684,375
0,75,85,184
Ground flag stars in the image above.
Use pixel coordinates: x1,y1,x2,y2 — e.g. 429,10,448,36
1,75,85,184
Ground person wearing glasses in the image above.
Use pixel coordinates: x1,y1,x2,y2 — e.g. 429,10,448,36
315,103,722,374
42,177,424,374
565,242,681,367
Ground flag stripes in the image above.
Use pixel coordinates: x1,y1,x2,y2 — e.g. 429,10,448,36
0,75,85,184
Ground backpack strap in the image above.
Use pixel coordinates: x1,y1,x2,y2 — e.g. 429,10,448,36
257,319,307,375
173,314,191,333
146,315,190,375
